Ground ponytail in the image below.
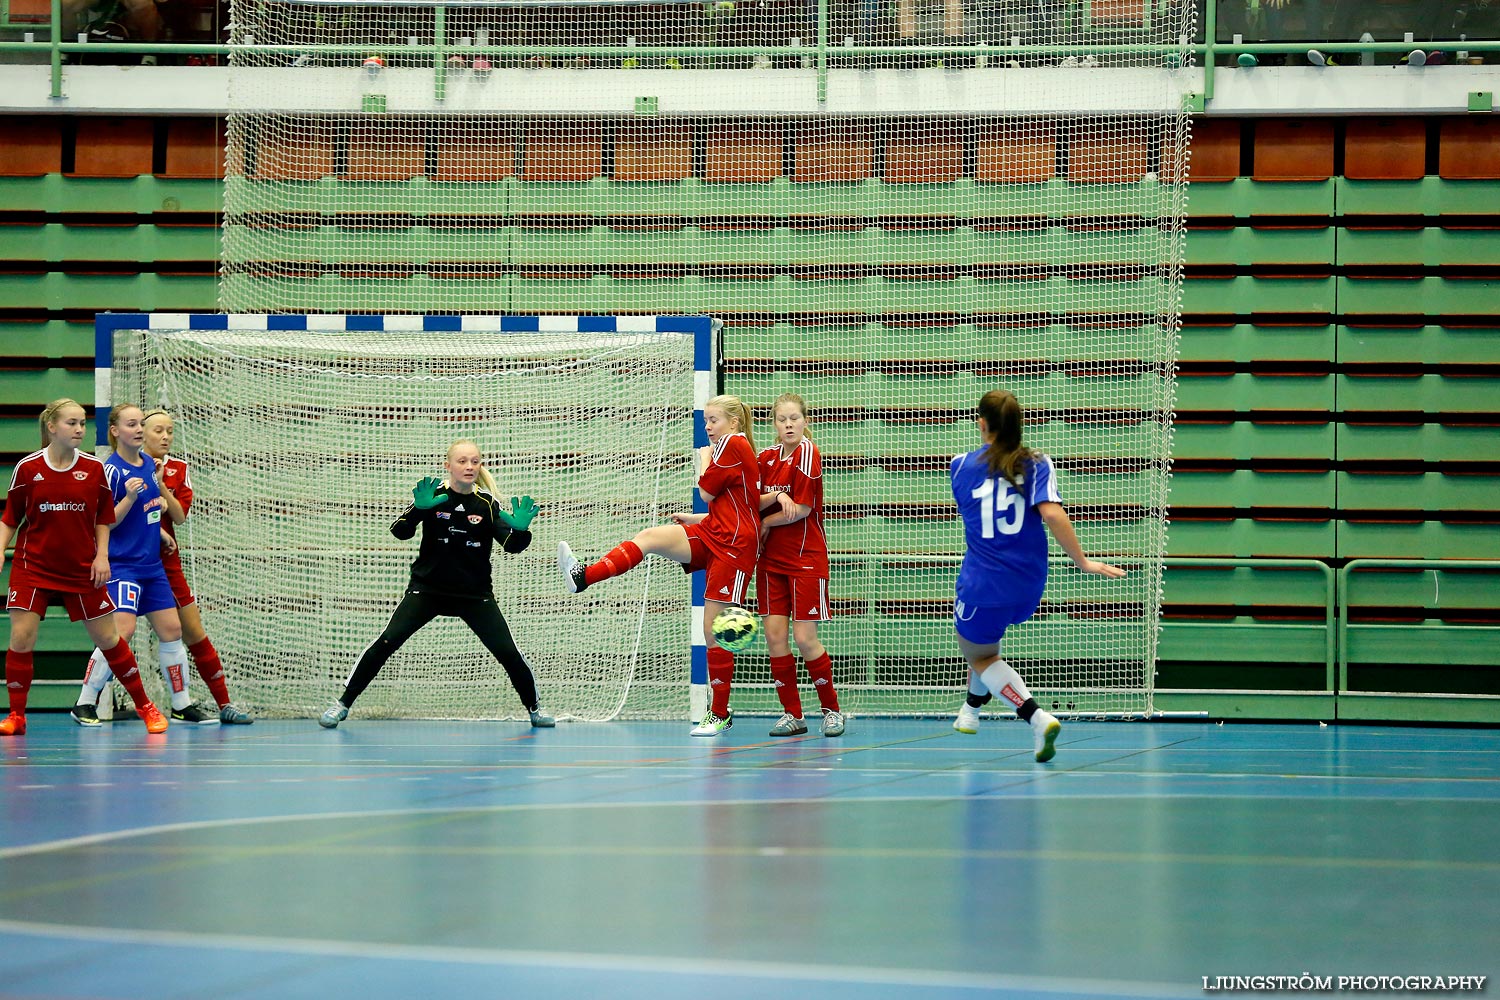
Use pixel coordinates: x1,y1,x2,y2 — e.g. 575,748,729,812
978,389,1032,488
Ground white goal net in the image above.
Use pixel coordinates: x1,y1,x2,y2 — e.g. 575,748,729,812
219,0,1197,718
103,316,703,721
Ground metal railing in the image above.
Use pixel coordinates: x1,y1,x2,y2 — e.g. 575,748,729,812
3,0,1498,104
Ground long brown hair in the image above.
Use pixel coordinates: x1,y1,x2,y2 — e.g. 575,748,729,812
978,389,1032,488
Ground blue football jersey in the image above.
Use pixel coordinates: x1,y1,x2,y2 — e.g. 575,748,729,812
950,449,1060,607
103,451,167,572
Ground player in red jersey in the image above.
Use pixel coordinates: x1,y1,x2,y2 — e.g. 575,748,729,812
0,399,168,735
558,394,760,736
756,393,845,738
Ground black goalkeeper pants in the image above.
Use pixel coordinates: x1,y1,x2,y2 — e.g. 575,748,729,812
340,589,540,712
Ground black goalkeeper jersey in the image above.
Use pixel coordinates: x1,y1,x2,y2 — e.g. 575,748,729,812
389,488,531,599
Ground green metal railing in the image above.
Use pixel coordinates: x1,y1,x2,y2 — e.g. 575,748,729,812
4,0,1498,105
1336,559,1500,697
1163,556,1337,695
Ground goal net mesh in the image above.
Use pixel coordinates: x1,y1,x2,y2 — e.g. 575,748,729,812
109,323,698,721
221,0,1195,718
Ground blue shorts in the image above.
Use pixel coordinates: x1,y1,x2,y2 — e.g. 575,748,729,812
107,566,178,617
954,598,1040,646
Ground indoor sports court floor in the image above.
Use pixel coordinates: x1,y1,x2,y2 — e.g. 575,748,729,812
1,716,1496,1000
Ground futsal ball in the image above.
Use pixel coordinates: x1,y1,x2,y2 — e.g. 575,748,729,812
712,606,760,653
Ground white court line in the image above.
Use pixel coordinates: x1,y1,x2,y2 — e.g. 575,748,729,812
0,917,1199,999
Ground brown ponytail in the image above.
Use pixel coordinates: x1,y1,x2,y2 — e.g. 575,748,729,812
978,389,1032,488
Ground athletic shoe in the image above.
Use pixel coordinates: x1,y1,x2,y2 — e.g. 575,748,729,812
1402,49,1427,67
821,709,846,737
0,712,26,736
768,713,807,737
219,703,255,724
1032,709,1061,763
529,708,555,728
1307,49,1335,66
71,703,102,727
172,702,220,725
558,541,588,594
319,702,349,729
690,711,732,736
953,703,980,734
140,703,169,734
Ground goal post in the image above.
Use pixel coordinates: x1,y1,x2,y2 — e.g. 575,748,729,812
95,312,718,721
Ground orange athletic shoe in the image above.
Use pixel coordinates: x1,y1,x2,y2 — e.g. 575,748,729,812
139,703,169,734
0,712,26,736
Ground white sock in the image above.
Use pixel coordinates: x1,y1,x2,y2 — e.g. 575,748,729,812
978,659,1032,712
158,639,192,711
77,648,113,706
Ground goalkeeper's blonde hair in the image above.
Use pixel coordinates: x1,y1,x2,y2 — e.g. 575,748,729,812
446,439,498,497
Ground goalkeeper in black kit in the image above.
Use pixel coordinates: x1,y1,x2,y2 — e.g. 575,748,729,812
319,439,554,729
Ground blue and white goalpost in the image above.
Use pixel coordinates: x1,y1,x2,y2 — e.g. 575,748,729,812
96,313,719,722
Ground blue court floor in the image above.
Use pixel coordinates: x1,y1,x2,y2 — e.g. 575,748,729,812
1,716,1497,1000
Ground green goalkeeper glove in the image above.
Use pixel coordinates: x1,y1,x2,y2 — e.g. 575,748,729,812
498,495,538,531
412,476,449,510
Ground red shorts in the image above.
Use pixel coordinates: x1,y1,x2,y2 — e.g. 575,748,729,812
7,582,117,622
755,569,830,622
682,524,750,606
161,550,197,608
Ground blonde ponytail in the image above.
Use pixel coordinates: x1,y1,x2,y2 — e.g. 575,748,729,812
706,394,755,452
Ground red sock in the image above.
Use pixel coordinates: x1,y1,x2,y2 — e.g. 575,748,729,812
5,650,34,715
584,540,644,588
806,651,839,713
707,645,735,718
769,654,803,716
101,640,151,710
188,636,232,707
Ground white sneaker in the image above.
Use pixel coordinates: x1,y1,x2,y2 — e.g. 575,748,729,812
953,703,980,734
1031,709,1061,763
821,708,845,737
319,702,349,729
558,541,587,594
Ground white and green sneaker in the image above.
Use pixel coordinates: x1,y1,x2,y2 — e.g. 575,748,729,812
953,703,980,734
690,711,732,737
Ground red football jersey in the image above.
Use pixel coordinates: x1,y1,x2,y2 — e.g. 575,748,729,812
696,432,761,574
158,454,194,570
758,438,829,578
3,450,116,591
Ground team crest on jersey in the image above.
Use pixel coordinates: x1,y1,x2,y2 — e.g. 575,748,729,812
74,471,89,480
467,514,483,524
